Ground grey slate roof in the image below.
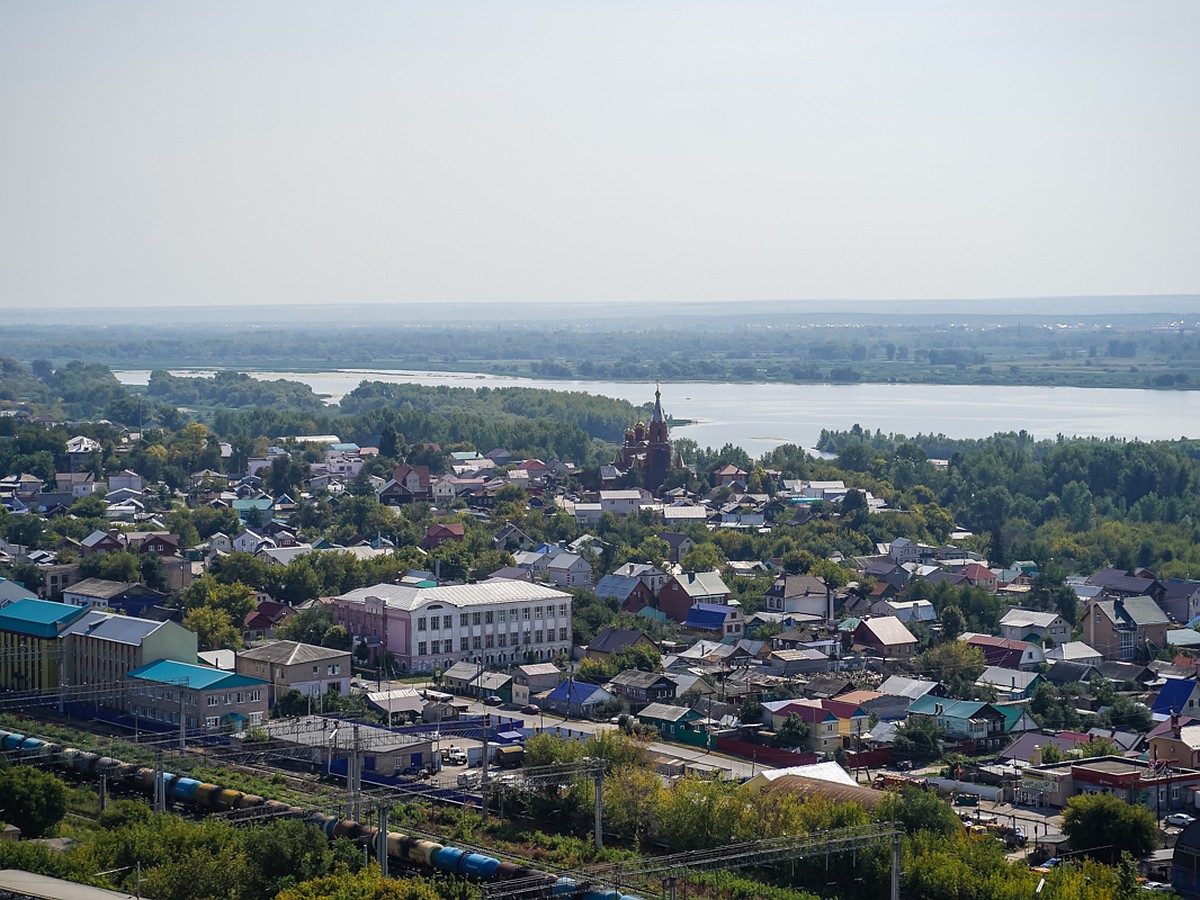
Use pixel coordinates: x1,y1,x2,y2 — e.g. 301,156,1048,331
238,640,346,666
65,578,134,600
610,669,670,690
589,626,651,655
638,702,694,722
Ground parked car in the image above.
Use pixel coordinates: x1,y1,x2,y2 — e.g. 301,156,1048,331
1166,812,1196,828
484,695,503,706
520,704,540,715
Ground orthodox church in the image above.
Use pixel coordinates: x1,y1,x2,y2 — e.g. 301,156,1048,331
615,387,684,492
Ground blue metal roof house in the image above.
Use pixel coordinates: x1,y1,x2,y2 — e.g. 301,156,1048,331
683,602,743,641
544,678,614,718
1153,677,1200,717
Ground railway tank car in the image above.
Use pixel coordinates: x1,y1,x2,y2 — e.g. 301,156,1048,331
0,729,643,899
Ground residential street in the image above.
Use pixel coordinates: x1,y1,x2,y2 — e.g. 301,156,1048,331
374,681,767,779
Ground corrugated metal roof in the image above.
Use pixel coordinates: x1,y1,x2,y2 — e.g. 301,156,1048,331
336,578,569,611
546,679,607,703
128,658,266,690
60,610,169,645
0,598,86,638
1000,608,1061,629
0,869,139,899
857,616,916,646
673,572,729,598
638,702,694,722
752,761,857,787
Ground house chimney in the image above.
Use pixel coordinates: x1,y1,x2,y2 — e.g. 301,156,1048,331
1029,745,1043,766
1173,710,1181,739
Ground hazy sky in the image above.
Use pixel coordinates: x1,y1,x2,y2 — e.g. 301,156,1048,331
1,2,1197,308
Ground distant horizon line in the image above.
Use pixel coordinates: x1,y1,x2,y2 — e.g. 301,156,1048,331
7,292,1200,313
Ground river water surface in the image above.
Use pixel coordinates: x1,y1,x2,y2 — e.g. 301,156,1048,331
115,369,1200,458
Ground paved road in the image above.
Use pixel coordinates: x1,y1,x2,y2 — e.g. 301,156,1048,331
371,683,767,779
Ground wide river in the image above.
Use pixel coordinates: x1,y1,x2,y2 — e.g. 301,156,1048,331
115,369,1200,457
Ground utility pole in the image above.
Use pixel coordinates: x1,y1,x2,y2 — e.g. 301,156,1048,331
376,805,390,876
890,832,901,900
178,683,186,753
56,647,65,716
348,724,362,822
153,749,165,813
480,714,490,821
594,767,604,852
99,773,107,813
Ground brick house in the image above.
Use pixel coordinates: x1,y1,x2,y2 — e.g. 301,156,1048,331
1081,596,1171,661
422,523,466,551
658,572,730,622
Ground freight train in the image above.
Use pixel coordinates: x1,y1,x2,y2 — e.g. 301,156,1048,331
0,729,640,900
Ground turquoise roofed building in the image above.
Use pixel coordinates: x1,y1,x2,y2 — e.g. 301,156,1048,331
127,659,269,732
232,497,274,525
906,694,1008,747
0,598,87,692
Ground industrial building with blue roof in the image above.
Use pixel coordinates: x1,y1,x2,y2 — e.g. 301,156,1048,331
127,659,269,731
0,598,88,693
